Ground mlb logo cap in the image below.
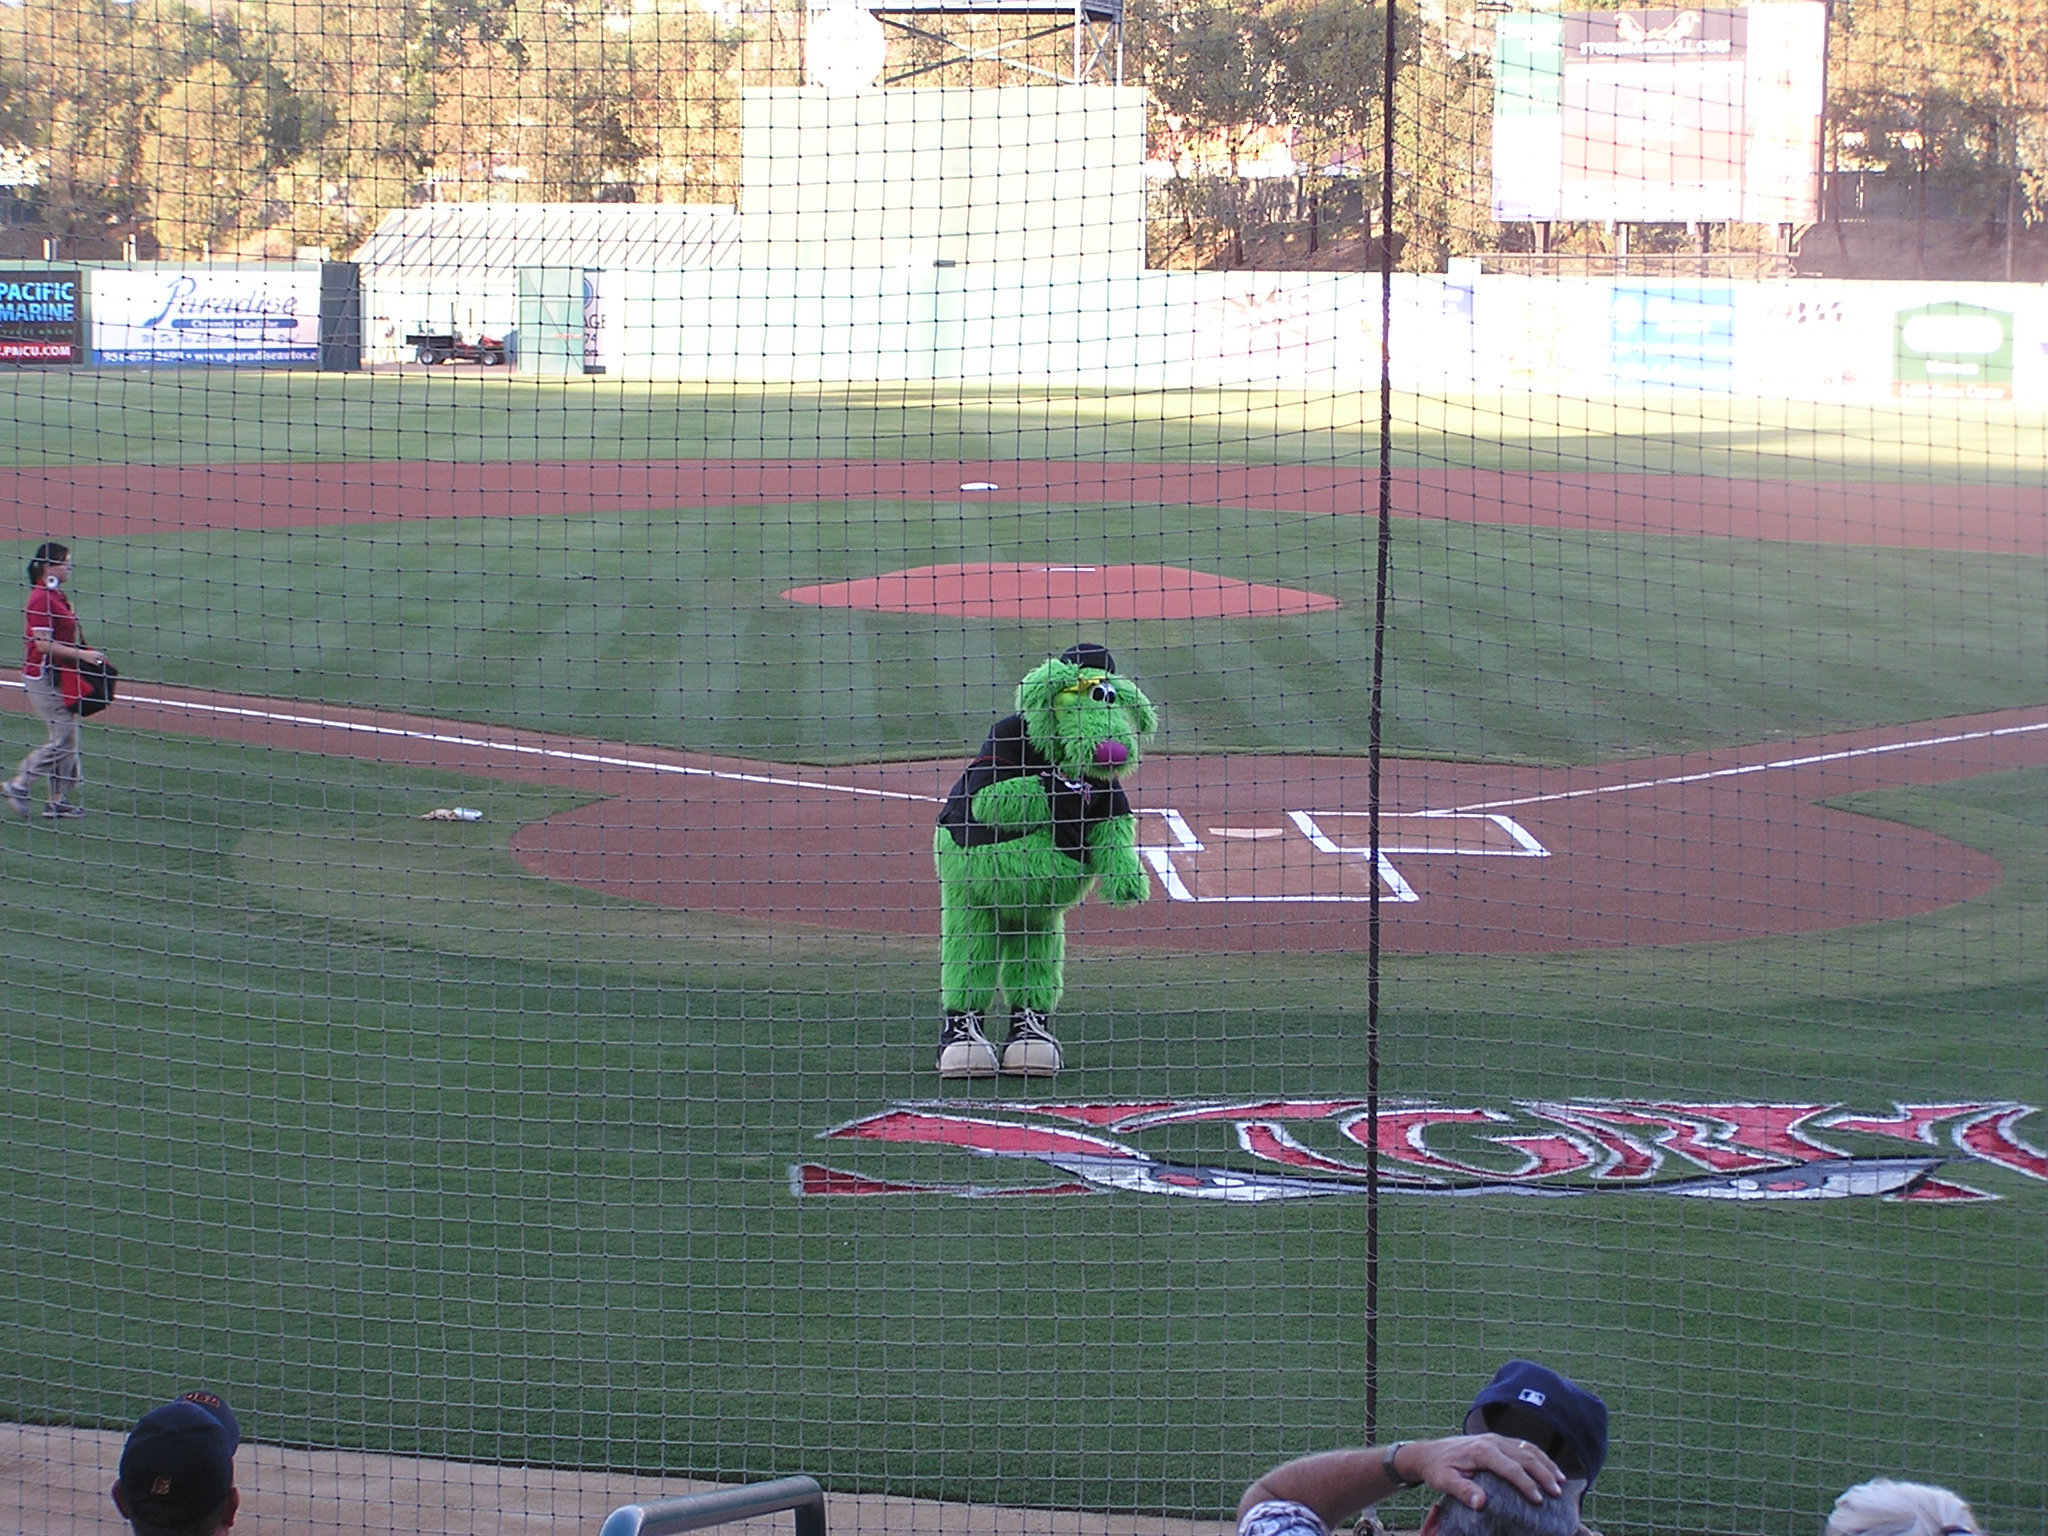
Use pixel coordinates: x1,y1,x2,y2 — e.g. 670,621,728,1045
1463,1360,1608,1488
118,1390,240,1528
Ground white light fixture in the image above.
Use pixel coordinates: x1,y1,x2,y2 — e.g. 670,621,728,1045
808,4,887,91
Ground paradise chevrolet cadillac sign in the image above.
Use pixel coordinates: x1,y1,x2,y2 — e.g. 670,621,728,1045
796,1097,2046,1204
0,271,83,363
92,267,321,365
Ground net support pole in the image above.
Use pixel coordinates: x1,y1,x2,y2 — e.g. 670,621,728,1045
1364,0,1400,1453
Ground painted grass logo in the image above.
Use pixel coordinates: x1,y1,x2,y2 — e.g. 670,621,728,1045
794,1098,2046,1204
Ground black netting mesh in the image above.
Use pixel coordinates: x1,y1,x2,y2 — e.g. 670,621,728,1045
1,1,2043,1532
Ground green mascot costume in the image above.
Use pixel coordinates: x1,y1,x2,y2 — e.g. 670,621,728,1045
932,643,1158,1078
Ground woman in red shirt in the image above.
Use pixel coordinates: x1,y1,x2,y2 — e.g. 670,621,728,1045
6,542,105,820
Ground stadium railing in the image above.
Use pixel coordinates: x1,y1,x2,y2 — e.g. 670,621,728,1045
598,1475,827,1536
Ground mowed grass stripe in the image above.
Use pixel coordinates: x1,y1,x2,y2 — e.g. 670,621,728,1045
34,505,2046,766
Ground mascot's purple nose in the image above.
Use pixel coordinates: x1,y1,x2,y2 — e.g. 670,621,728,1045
1094,740,1128,767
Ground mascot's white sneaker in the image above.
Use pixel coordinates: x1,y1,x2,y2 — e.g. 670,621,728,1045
1000,1009,1064,1076
937,1011,1000,1078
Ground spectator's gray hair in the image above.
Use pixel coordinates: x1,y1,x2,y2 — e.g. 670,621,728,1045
1826,1480,1982,1536
1431,1472,1580,1536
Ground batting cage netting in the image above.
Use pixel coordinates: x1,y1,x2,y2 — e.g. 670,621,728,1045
1,0,2043,1532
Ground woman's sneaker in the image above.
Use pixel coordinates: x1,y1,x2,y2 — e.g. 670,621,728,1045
937,1011,999,1078
42,800,87,819
1000,1009,1063,1077
4,781,31,818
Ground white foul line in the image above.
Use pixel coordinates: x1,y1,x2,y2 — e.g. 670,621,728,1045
0,678,941,805
1434,719,2048,816
11,678,2041,821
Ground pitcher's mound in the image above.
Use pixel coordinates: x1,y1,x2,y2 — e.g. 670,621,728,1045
783,562,1339,620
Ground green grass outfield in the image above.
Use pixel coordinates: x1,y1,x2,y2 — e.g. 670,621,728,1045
79,507,2048,765
1,377,2043,1535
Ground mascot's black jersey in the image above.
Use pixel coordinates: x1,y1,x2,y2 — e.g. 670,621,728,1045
937,713,1132,863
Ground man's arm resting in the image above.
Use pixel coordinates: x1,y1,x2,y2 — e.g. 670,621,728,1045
1238,1434,1567,1529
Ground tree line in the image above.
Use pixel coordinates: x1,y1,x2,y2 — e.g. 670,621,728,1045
1,0,752,257
0,0,2039,268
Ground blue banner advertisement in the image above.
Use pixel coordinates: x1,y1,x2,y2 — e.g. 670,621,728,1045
1609,282,1737,388
0,271,83,364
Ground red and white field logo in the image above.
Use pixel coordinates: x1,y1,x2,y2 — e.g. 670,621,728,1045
794,1099,2046,1204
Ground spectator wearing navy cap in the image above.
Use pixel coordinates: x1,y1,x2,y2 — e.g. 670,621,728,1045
1237,1360,1607,1536
1461,1360,1608,1496
111,1391,241,1536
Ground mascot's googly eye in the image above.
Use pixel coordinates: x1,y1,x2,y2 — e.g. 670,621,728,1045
1091,683,1117,703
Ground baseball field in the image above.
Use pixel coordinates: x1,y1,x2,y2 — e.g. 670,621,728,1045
1,371,2043,1536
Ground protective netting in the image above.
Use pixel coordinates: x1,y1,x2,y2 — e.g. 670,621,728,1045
1,0,2043,1533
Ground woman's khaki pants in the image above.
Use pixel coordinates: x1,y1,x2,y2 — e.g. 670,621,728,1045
13,669,82,804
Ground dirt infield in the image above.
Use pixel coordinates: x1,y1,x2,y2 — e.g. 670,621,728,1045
4,455,2044,951
13,676,2039,953
4,458,2045,553
507,709,2043,952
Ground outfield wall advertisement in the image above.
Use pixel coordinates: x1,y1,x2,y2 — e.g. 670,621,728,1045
569,266,2048,403
1606,283,1737,388
61,259,2048,404
91,267,323,365
1454,275,2044,403
0,271,84,363
1892,301,2015,400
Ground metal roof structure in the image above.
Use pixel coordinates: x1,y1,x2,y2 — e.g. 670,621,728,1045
821,0,1123,85
350,202,741,275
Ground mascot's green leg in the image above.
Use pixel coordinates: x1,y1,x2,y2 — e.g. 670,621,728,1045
998,909,1067,1015
935,882,1002,1078
997,911,1067,1077
939,891,1004,1014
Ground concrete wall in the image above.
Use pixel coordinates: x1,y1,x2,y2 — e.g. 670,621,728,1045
593,259,2048,405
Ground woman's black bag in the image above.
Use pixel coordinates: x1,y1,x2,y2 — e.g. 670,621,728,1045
75,657,118,716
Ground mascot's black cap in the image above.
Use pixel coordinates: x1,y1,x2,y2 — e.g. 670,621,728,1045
1059,643,1116,673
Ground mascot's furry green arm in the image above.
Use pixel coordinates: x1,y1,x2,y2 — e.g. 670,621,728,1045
931,642,1158,1079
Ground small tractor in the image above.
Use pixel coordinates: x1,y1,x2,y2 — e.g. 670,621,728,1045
404,331,509,366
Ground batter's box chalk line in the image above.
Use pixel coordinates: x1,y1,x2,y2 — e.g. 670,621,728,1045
1137,807,1549,903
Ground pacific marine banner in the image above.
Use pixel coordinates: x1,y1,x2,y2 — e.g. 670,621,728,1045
796,1097,2046,1204
0,271,83,364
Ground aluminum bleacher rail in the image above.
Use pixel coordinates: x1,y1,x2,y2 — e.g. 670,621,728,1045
599,1476,826,1536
